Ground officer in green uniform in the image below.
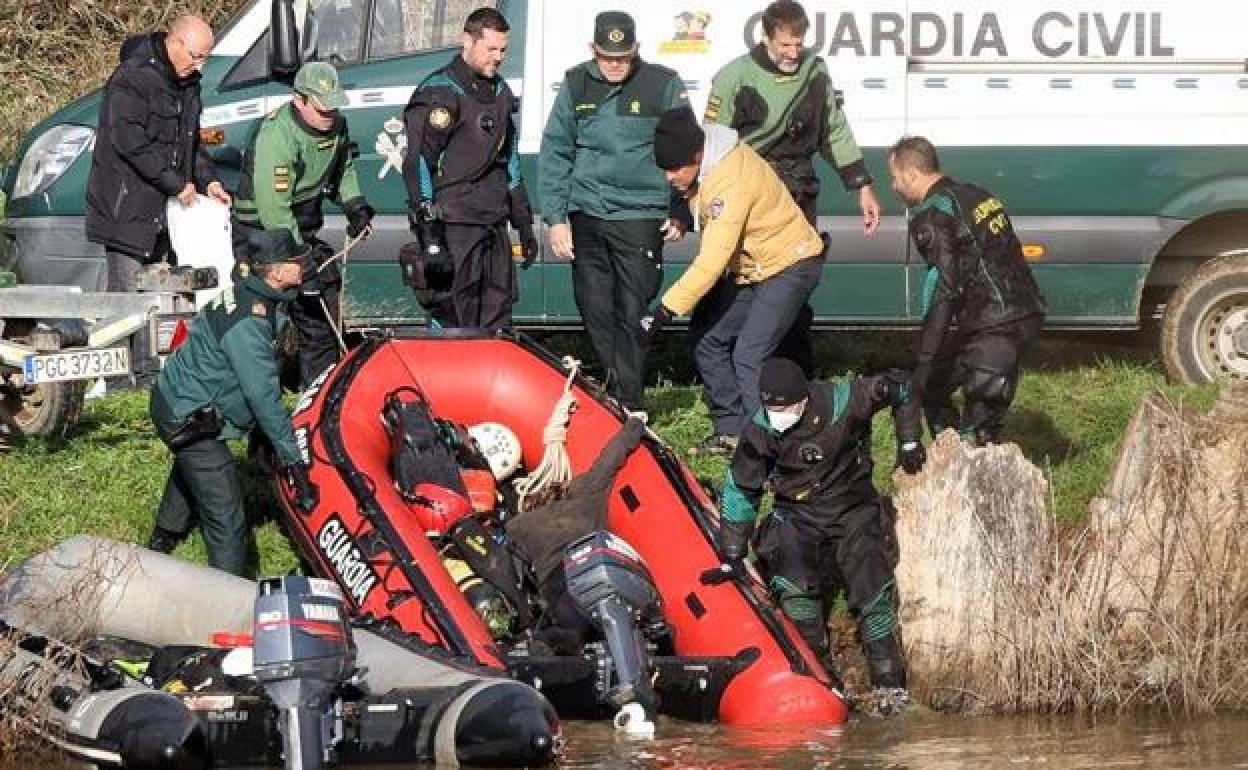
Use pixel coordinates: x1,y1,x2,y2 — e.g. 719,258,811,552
148,229,319,577
537,11,691,412
233,61,375,387
703,0,882,375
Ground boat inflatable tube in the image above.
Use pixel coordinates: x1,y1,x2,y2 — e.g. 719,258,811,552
0,624,209,769
1,537,560,767
276,332,849,725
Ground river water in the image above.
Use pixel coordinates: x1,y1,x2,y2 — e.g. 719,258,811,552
27,712,1248,770
553,714,1248,769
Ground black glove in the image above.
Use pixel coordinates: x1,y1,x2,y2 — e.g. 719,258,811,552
344,199,375,239
410,202,453,291
719,517,755,564
299,241,339,296
896,440,926,475
285,463,320,513
508,184,539,269
638,303,672,350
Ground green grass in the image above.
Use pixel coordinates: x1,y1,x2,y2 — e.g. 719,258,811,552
0,335,1218,567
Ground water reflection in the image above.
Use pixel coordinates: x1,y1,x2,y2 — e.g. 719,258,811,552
558,714,1248,769
38,714,1248,769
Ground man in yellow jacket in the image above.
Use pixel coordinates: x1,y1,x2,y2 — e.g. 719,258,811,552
642,108,825,453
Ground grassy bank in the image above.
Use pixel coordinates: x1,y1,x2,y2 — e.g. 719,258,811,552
0,335,1216,570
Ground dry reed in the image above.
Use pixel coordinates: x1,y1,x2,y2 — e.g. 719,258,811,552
897,385,1248,716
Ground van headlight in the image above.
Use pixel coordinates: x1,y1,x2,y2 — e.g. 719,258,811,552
12,125,95,200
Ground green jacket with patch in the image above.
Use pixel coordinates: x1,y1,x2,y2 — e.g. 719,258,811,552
152,275,302,466
234,102,364,242
539,59,689,223
704,45,870,200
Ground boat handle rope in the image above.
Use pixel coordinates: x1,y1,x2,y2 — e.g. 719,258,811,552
318,225,371,355
515,355,581,511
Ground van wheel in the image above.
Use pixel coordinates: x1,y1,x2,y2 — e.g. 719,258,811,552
1160,253,1248,384
0,378,85,442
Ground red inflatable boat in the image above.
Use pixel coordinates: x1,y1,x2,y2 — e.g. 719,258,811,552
278,332,848,726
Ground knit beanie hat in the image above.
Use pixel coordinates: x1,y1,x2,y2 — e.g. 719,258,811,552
759,357,809,407
653,108,705,170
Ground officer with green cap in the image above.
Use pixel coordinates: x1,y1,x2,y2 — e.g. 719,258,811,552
537,11,691,412
233,60,375,387
148,229,320,577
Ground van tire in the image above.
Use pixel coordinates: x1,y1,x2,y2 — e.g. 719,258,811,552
0,379,86,442
1160,253,1248,384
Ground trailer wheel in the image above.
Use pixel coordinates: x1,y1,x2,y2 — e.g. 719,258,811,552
0,378,86,441
1160,253,1248,384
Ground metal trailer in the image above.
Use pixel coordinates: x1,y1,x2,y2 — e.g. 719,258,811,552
0,265,215,441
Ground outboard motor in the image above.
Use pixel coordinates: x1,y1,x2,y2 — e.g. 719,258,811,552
252,576,356,770
563,531,661,736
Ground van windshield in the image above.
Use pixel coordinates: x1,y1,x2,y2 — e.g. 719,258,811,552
313,0,368,65
368,0,499,60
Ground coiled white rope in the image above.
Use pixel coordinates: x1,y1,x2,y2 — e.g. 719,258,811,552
515,356,581,510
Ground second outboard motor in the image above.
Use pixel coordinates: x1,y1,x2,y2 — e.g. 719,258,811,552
563,531,661,736
252,576,356,770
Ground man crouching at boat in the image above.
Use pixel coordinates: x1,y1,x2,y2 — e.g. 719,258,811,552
717,357,925,712
147,229,320,576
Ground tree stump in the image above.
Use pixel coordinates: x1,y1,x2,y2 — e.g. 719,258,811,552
891,430,1051,712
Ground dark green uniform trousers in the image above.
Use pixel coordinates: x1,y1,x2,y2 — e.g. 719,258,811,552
154,437,252,577
569,213,664,411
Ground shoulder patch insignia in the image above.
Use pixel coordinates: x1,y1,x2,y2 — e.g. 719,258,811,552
707,197,725,220
317,138,335,150
704,94,721,121
252,301,268,317
428,107,452,129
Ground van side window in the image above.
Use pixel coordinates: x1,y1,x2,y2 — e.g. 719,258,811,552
368,0,499,60
312,0,369,65
221,30,271,89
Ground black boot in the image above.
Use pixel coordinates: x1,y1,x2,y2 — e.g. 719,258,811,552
146,526,183,554
864,634,907,689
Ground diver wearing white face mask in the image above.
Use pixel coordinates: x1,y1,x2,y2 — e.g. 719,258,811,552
766,400,805,433
714,356,926,706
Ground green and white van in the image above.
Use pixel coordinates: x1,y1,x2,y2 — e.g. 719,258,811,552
3,0,1248,383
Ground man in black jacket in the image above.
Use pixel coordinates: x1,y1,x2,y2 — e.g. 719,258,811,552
86,15,230,375
401,7,537,330
887,136,1046,445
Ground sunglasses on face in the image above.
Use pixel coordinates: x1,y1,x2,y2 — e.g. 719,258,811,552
179,36,210,62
